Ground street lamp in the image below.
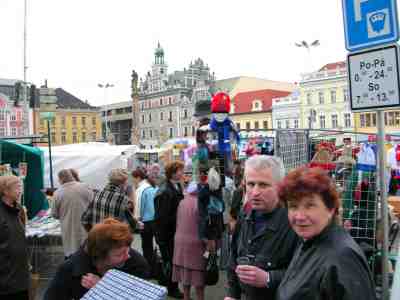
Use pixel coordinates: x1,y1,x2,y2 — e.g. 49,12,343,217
98,83,114,141
295,40,320,71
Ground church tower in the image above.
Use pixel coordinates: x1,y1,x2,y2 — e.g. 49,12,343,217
151,42,168,92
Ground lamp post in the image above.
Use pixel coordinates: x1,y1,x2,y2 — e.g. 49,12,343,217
98,83,114,141
295,40,320,71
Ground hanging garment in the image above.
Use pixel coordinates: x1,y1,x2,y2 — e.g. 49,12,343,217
356,143,376,172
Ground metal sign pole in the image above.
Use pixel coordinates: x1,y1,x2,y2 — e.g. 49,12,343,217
377,109,389,300
47,119,54,189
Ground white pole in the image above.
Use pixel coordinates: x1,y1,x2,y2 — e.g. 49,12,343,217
377,109,389,300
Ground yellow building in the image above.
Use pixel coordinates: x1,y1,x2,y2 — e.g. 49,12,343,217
231,89,292,131
299,62,353,130
353,110,400,134
35,87,101,145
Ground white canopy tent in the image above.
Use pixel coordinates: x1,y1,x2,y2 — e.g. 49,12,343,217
40,142,138,190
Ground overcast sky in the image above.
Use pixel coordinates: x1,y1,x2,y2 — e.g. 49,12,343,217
1,0,355,106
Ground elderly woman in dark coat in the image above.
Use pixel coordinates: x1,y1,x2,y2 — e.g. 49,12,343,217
276,167,376,300
0,175,29,300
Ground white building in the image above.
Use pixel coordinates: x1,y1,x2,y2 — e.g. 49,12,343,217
272,90,301,129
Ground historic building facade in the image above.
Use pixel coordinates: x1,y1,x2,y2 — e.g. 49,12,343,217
231,89,292,132
0,78,31,137
35,86,101,145
133,43,215,149
299,62,353,131
272,90,302,129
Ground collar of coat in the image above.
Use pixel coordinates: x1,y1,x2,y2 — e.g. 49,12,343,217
301,221,337,251
244,207,284,233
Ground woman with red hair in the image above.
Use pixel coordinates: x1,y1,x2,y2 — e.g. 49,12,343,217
276,167,376,300
44,218,150,300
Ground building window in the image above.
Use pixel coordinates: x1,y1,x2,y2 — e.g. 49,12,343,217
388,111,395,126
150,130,153,138
0,127,5,136
246,122,251,130
285,120,290,128
343,89,348,102
192,126,195,136
306,93,312,105
140,103,144,111
82,116,86,126
142,130,146,139
294,119,299,128
11,127,17,136
254,121,259,129
82,132,86,142
360,114,366,127
319,115,326,128
331,114,338,128
263,120,268,129
277,120,282,129
160,98,163,106
236,123,241,130
91,132,96,141
141,114,145,124
395,111,400,126
160,111,164,121
0,110,5,121
252,100,262,111
148,113,152,123
72,132,78,143
169,127,173,138
10,113,16,121
72,116,77,126
184,126,188,137
184,109,188,119
318,91,324,104
344,113,351,128
169,111,173,122
168,97,172,105
61,133,67,144
40,118,44,127
51,133,56,143
61,116,66,127
330,90,336,103
92,117,96,126
365,113,372,127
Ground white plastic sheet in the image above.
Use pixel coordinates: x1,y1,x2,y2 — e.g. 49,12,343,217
40,143,138,190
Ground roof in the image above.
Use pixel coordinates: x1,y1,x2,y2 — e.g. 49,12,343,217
55,88,96,109
233,89,291,114
319,61,346,71
216,76,295,99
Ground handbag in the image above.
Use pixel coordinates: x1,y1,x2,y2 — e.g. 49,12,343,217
205,253,219,286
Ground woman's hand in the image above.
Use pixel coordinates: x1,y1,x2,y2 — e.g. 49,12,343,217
81,273,101,289
206,239,216,253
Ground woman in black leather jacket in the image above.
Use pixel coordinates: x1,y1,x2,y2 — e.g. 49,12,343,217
276,167,376,300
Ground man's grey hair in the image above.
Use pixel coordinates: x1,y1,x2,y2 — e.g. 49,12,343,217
244,155,285,182
58,169,74,184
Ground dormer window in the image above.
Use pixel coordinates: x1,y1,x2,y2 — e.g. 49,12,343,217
252,100,262,111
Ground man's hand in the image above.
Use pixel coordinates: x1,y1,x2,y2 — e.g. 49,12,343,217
81,273,101,289
235,265,269,288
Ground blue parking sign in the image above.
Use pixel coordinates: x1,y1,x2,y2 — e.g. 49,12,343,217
342,0,399,51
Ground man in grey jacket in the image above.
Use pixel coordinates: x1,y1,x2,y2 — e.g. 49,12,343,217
225,155,298,300
52,169,93,258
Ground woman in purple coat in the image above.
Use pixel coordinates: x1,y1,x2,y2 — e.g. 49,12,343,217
172,182,210,300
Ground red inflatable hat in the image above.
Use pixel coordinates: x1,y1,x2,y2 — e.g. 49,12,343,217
211,92,230,113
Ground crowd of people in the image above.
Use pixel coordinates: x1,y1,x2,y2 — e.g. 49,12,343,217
0,155,381,300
